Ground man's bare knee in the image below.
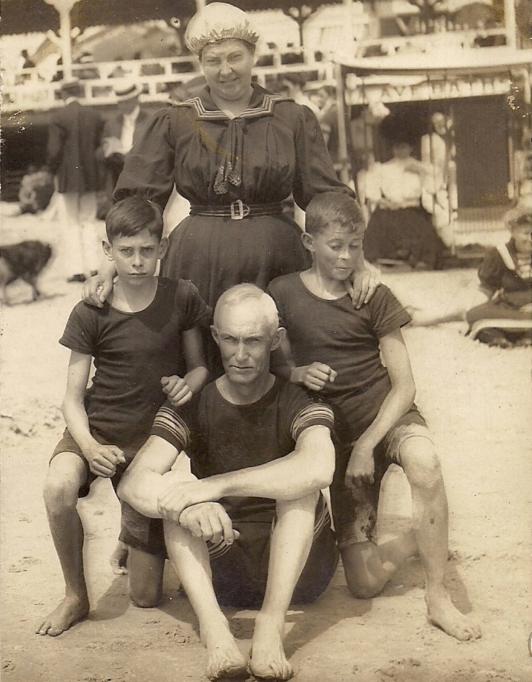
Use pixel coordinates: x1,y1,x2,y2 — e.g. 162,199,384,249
276,490,319,516
401,439,442,491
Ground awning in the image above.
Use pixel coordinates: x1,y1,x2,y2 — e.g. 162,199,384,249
1,0,342,35
335,47,532,75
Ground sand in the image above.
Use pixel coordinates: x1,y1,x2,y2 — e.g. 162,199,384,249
1,212,531,681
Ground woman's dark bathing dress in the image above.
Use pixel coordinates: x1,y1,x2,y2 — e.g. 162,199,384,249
114,84,355,371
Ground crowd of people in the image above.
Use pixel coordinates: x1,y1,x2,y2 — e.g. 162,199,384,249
9,1,527,680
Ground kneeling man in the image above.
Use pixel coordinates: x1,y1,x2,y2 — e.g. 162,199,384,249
118,284,339,681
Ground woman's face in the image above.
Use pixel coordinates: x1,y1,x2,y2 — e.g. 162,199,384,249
392,142,413,159
200,39,254,103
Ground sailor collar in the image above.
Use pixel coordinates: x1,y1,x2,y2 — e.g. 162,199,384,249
174,83,291,121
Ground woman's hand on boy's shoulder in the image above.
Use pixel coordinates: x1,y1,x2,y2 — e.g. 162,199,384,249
82,273,112,308
348,262,381,309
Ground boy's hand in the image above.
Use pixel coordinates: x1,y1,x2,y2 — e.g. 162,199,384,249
82,273,113,308
345,439,375,488
347,262,381,309
161,375,193,407
179,502,240,545
291,363,337,391
84,443,126,477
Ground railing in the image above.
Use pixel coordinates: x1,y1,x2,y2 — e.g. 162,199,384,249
1,46,332,114
1,28,510,114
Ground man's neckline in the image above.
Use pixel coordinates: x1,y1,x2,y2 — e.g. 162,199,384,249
215,373,277,406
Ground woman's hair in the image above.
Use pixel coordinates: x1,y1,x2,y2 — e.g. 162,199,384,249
105,196,163,242
305,192,366,236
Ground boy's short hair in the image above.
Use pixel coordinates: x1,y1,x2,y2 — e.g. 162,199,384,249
505,204,532,231
105,196,163,242
305,192,366,237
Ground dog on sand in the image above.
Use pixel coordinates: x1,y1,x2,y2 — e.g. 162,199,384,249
0,240,53,303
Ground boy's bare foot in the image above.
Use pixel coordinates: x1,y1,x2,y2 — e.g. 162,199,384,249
249,613,293,680
110,540,129,575
200,615,247,681
35,595,89,637
426,590,481,641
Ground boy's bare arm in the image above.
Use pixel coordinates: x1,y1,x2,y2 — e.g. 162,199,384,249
162,326,209,407
183,326,209,393
157,424,335,523
62,350,125,476
346,328,416,487
272,334,337,390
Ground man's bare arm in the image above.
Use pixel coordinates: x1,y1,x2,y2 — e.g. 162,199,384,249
118,436,186,518
157,424,335,522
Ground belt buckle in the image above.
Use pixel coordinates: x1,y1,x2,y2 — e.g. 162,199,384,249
230,199,250,220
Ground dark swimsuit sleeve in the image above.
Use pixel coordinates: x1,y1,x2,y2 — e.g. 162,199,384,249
478,248,505,291
292,104,356,210
114,107,176,209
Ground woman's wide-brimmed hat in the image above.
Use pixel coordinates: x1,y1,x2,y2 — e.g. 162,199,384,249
185,2,259,55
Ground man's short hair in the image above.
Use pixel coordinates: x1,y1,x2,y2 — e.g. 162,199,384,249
214,284,279,333
305,192,366,237
105,196,163,242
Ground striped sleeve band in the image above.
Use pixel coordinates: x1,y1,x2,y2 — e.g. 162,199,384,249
290,402,334,442
151,403,190,451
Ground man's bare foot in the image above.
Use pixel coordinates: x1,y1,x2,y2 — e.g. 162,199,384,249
426,590,481,641
110,541,129,575
200,615,247,681
35,595,89,637
248,613,293,681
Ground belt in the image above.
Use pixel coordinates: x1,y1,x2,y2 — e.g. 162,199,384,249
190,200,283,220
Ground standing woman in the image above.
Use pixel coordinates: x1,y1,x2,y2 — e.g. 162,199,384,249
86,2,377,369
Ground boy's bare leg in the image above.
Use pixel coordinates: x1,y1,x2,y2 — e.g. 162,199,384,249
401,437,481,641
36,453,90,636
110,540,129,575
341,529,418,599
249,491,319,681
163,521,246,681
127,546,164,608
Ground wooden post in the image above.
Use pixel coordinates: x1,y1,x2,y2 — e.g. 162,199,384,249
44,0,78,80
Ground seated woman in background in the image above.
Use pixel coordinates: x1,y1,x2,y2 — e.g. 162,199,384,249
363,114,445,270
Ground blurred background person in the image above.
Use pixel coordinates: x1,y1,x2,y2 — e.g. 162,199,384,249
364,113,445,270
101,83,148,194
47,79,104,282
421,111,457,244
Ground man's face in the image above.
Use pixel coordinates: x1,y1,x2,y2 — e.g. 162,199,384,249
305,222,365,283
212,301,277,386
432,113,447,135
